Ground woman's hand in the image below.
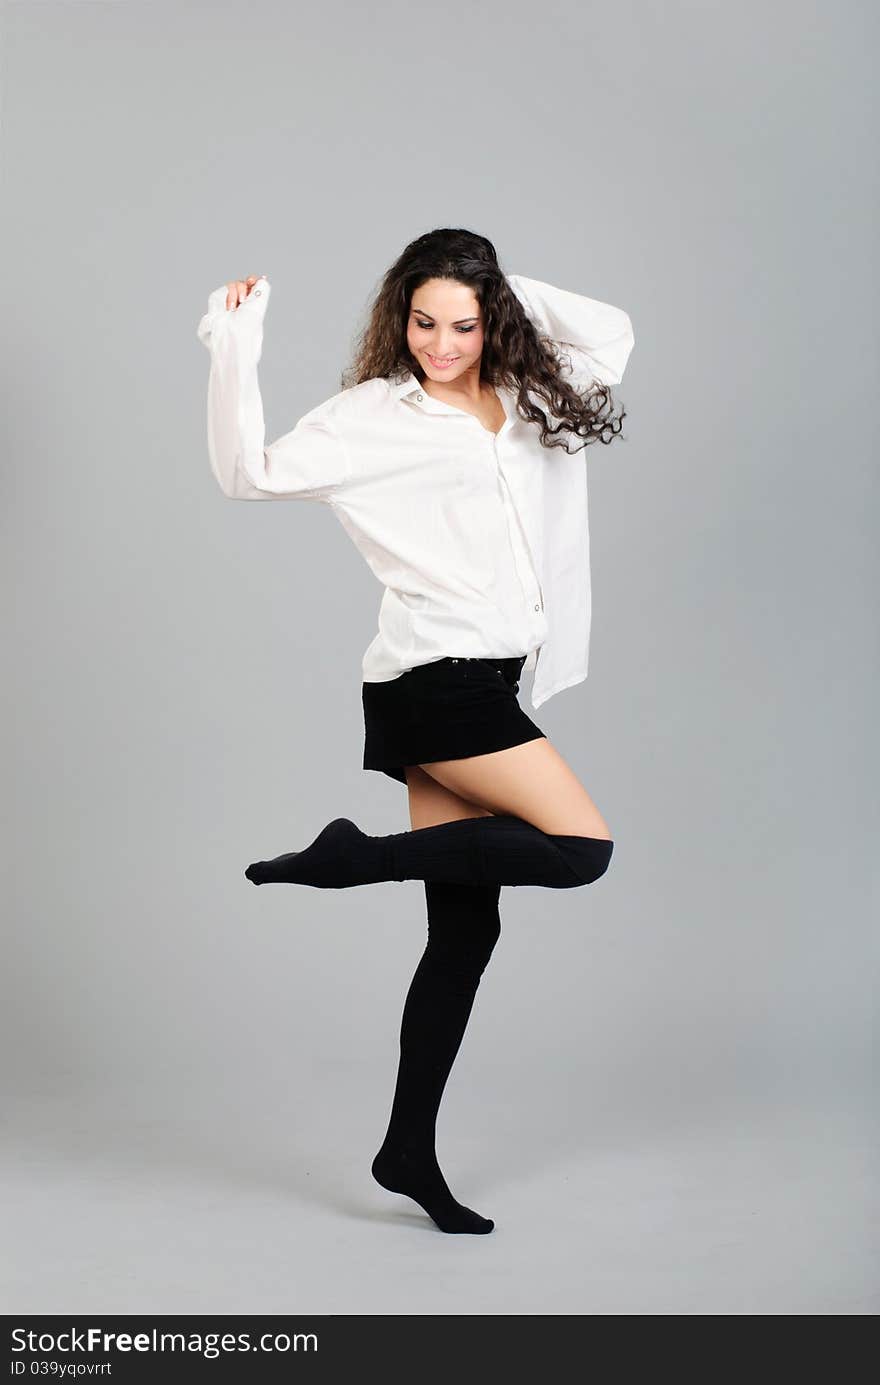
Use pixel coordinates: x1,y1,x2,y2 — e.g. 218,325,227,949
225,275,268,311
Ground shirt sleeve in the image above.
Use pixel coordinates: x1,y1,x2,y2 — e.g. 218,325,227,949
506,272,635,393
195,278,352,502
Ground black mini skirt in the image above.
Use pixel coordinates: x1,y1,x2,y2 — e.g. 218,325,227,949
362,653,546,786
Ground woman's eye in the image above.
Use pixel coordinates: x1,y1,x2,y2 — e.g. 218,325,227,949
415,321,476,333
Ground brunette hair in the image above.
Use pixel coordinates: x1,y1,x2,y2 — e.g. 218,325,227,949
341,227,626,453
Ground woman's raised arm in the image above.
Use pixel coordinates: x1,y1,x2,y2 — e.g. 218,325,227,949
505,272,635,394
196,276,352,502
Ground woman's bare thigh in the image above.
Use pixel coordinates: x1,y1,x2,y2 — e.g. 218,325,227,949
417,737,612,839
404,764,495,829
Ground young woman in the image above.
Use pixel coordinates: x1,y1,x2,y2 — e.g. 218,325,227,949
196,227,634,1236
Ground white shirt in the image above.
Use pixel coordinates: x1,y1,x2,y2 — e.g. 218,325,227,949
196,272,634,710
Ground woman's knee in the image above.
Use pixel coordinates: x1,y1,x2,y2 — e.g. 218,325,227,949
551,834,615,886
425,880,502,973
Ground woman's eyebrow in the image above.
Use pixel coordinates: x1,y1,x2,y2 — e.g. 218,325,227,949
411,308,480,324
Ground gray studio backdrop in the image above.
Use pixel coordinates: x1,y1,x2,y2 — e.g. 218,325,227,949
3,0,876,1315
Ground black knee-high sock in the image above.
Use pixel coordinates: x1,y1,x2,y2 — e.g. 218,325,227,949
371,880,501,1235
245,813,613,890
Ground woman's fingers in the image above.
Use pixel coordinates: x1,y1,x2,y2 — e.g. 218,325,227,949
225,275,267,311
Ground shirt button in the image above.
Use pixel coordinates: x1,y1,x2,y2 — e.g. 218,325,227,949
416,392,424,401
534,603,540,611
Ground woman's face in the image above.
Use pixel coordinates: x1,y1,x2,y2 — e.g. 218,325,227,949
406,277,485,384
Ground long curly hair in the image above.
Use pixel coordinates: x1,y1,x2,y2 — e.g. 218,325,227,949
341,227,626,454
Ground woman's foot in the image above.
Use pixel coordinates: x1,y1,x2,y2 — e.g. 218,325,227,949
244,818,392,888
371,1141,494,1235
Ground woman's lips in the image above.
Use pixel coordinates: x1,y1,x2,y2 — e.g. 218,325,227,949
426,353,459,369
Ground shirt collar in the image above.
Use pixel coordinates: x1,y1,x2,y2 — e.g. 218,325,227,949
389,370,426,400
389,371,516,426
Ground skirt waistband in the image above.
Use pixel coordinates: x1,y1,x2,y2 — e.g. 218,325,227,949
446,654,528,673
